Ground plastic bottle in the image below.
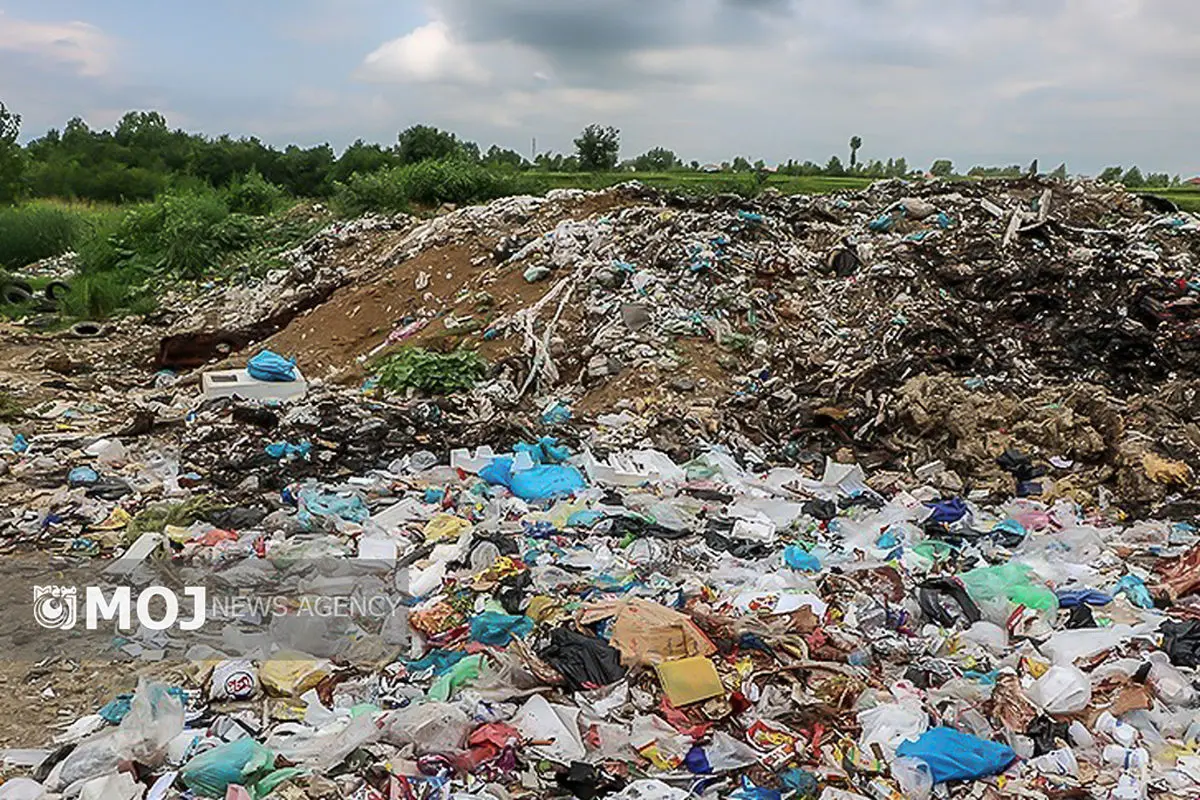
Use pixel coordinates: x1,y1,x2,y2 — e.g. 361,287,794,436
1028,748,1079,777
1096,711,1139,748
1102,745,1149,770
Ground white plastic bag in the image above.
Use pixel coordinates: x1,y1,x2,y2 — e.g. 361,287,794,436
1027,665,1092,714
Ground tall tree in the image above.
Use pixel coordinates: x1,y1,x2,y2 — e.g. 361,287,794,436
0,102,24,204
930,159,954,177
825,155,846,176
574,124,620,171
1121,166,1145,187
633,146,679,172
1051,163,1068,181
1098,166,1123,183
397,125,468,165
849,136,862,169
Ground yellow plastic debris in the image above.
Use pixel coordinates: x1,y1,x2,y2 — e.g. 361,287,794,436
423,513,473,542
260,651,330,697
654,655,724,706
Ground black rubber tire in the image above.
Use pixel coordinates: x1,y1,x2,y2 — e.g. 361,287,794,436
43,281,71,301
1,285,33,305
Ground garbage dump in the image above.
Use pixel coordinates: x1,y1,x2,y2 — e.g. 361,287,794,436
0,177,1199,799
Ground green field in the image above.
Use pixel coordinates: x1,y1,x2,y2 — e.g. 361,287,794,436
537,171,874,195
1139,186,1200,212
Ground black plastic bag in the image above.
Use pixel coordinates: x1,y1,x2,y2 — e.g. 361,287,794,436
538,627,626,691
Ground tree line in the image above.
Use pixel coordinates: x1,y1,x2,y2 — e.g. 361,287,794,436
0,102,1191,205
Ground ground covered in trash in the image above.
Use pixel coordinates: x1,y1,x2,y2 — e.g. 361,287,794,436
0,178,1199,799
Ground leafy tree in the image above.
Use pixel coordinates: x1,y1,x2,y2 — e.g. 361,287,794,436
0,102,25,204
930,159,954,177
849,135,862,169
574,124,620,171
1098,166,1123,183
633,146,679,172
1050,163,1068,181
825,156,846,176
731,156,752,172
397,125,468,165
1121,166,1144,187
332,139,396,182
1144,172,1170,188
892,157,908,177
482,145,525,169
689,160,700,170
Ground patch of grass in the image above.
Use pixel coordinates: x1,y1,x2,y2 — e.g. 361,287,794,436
0,202,84,269
0,391,25,422
1139,187,1200,213
373,347,487,394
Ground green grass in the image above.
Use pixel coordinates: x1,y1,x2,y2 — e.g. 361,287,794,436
0,202,85,269
535,171,873,197
1138,187,1200,213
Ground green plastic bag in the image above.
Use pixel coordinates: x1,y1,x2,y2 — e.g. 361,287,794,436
959,563,1058,611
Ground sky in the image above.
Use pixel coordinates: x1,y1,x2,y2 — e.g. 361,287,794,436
1,0,1198,176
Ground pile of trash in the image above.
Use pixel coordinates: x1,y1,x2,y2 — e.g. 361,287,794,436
2,177,1200,800
237,177,1200,512
7,412,1200,798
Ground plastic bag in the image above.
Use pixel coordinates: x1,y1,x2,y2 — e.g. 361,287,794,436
858,701,928,756
1027,665,1092,714
894,727,1016,784
513,694,585,764
381,702,471,755
247,350,297,382
959,563,1058,612
180,738,275,798
469,611,533,646
890,757,933,800
0,780,44,800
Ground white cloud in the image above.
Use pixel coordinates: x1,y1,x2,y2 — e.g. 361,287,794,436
0,10,112,77
357,21,488,85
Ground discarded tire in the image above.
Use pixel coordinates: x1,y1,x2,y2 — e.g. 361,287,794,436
1,285,33,305
70,321,104,338
43,281,71,302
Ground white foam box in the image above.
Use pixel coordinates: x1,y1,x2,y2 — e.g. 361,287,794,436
201,369,308,402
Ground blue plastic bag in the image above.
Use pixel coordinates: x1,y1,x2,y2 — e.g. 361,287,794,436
297,488,369,528
925,497,968,524
68,466,99,487
509,465,586,501
1056,588,1112,607
480,456,586,501
181,738,275,798
470,611,534,645
895,727,1016,784
265,440,311,460
1115,575,1154,608
247,350,297,382
784,545,821,572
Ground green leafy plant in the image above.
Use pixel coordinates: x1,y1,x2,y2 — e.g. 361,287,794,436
225,168,289,215
373,347,487,394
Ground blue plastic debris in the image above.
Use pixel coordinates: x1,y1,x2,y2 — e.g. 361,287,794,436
247,350,297,382
1115,574,1154,608
926,497,968,523
68,466,99,487
895,727,1016,784
469,611,534,645
11,434,28,453
1056,588,1113,607
784,545,821,572
541,402,572,425
265,441,311,460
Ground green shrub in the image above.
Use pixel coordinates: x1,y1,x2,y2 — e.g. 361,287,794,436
0,203,82,268
225,169,288,215
58,271,134,319
373,347,487,394
333,161,548,216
